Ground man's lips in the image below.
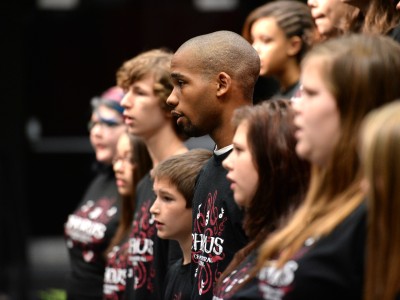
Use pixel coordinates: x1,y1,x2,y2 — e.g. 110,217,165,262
171,110,183,119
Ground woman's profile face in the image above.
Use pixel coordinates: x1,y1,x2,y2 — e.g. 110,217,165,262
223,121,259,208
89,105,126,165
113,133,135,197
294,58,341,167
307,0,354,39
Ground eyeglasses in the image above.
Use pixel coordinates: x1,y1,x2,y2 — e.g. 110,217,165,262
88,119,124,131
112,156,134,167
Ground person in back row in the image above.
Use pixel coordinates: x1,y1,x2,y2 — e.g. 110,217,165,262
166,30,260,300
307,0,361,40
242,0,317,100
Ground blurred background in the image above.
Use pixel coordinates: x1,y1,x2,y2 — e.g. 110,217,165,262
1,0,284,298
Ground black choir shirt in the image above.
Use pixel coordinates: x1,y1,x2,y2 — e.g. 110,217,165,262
271,81,301,102
103,237,130,299
163,258,191,300
124,173,182,300
64,165,121,299
213,202,366,300
212,250,259,299
191,148,248,300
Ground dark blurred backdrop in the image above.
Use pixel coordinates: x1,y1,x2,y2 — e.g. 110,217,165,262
1,0,286,298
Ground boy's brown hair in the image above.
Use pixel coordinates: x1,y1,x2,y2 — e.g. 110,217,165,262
152,149,212,208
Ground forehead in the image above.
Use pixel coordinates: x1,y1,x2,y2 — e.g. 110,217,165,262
301,57,325,82
154,177,175,190
93,105,122,119
316,0,339,7
171,48,201,76
131,73,156,88
234,121,249,143
252,17,279,32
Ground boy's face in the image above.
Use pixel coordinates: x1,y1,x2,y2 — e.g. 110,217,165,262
121,74,168,140
150,177,192,244
167,48,222,138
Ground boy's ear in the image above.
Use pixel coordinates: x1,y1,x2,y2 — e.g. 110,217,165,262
287,36,302,57
216,72,231,97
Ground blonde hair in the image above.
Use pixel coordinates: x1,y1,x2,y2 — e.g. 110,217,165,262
256,34,400,270
360,100,400,300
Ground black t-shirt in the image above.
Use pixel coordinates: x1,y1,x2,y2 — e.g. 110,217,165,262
124,173,182,300
271,81,301,102
212,250,258,299
103,237,130,300
163,258,191,300
64,166,121,299
191,149,248,300
213,202,366,300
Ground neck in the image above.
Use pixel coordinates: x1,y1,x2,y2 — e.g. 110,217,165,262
277,62,300,93
144,125,187,167
179,235,192,265
211,100,250,149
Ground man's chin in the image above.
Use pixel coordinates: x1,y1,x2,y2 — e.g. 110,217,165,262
180,124,202,138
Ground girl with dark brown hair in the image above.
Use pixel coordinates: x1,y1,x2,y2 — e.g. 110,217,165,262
212,99,310,299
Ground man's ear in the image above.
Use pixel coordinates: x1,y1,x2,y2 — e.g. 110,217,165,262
216,72,231,97
287,36,302,57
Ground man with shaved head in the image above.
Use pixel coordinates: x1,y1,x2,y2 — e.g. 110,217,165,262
167,30,260,300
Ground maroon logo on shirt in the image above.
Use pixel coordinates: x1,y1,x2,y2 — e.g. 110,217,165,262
214,258,253,298
104,242,130,298
127,198,156,292
64,197,118,262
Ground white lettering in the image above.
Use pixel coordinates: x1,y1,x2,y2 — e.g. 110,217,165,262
104,267,126,285
192,233,224,255
259,260,298,287
128,238,154,255
65,215,107,240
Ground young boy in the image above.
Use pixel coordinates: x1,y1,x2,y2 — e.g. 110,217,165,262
150,149,212,300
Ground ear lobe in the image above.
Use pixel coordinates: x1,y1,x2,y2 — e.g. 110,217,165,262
287,36,302,57
216,72,231,97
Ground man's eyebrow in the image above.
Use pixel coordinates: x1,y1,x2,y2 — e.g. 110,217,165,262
170,72,183,79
